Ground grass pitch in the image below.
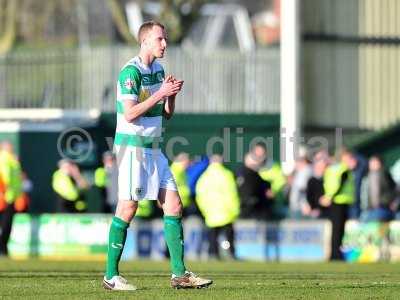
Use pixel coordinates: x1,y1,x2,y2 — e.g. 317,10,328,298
1,259,400,299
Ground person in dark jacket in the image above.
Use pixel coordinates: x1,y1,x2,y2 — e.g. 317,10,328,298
348,152,368,219
360,155,396,222
305,155,330,219
236,151,273,219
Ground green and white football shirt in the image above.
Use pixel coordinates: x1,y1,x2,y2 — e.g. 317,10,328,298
114,56,165,149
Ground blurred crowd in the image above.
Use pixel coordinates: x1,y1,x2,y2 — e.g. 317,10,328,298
3,137,400,261
163,144,400,261
174,144,400,224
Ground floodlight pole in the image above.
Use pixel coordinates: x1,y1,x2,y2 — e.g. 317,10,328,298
280,0,300,175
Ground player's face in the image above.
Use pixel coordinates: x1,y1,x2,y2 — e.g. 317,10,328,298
147,26,168,58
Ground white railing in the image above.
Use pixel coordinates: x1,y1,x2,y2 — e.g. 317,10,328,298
0,47,281,114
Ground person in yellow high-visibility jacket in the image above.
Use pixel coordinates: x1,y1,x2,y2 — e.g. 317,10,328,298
259,162,287,218
52,159,89,213
320,149,357,260
135,200,153,219
249,142,287,219
0,173,6,213
0,141,23,256
195,155,240,260
170,153,191,211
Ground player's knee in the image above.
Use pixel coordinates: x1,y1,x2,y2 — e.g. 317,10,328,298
169,200,183,216
115,200,138,222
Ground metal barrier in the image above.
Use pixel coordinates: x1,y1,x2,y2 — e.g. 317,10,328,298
0,47,280,114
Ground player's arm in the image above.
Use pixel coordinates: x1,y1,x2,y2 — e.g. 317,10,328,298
122,72,181,123
124,93,164,122
163,79,183,120
163,94,175,120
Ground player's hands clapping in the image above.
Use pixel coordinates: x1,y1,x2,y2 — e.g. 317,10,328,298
158,75,183,99
168,75,184,94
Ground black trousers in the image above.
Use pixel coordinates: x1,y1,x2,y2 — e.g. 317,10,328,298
0,204,15,255
330,203,349,260
208,223,235,259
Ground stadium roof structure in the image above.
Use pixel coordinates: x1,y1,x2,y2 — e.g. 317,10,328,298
352,121,400,167
182,3,256,53
125,1,255,53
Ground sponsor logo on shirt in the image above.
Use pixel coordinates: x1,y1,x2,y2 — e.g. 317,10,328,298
142,76,150,85
156,72,164,82
138,89,150,102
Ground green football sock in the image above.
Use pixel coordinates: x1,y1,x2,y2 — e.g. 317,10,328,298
105,216,129,280
164,215,186,277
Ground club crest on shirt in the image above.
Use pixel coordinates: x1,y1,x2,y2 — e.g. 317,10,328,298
135,188,143,196
124,78,135,90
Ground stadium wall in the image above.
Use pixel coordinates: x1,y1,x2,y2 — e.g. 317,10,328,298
0,113,280,213
302,0,400,130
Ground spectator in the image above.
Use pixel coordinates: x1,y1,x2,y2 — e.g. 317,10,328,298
195,155,240,260
186,156,209,199
95,152,118,213
390,157,400,186
252,143,288,219
321,149,357,260
236,150,273,219
360,155,396,222
135,200,154,220
14,171,32,213
170,153,192,214
0,168,5,213
348,152,368,219
304,154,330,219
52,159,89,213
0,141,23,256
288,146,313,218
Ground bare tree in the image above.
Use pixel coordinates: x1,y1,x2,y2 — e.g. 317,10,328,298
106,0,137,44
0,0,209,52
159,0,208,43
0,0,18,54
105,0,208,44
19,0,58,43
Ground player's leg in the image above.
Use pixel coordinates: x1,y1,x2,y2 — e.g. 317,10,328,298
105,200,137,280
103,200,138,290
158,188,186,277
159,188,213,289
103,146,138,290
157,151,212,288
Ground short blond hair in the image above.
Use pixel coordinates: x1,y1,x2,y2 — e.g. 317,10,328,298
138,21,165,44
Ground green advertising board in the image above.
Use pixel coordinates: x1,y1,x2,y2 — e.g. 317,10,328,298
342,220,390,262
389,221,400,261
9,214,110,260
